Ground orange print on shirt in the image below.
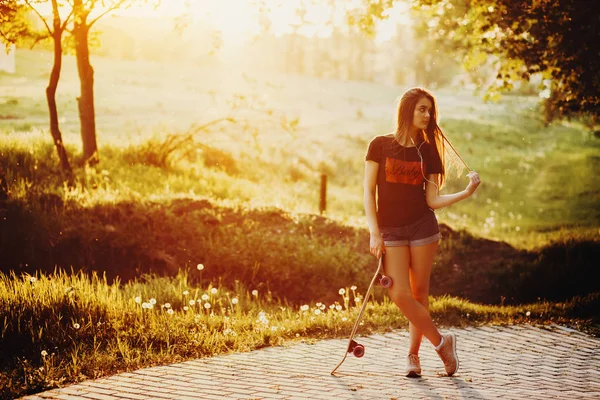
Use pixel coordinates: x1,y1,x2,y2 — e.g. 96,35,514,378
385,158,423,185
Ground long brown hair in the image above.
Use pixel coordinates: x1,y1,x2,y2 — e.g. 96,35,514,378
394,87,464,188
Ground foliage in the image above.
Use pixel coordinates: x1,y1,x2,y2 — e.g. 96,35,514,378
355,0,600,125
346,0,395,38
0,0,45,46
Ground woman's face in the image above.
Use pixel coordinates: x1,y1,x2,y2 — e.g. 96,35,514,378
412,96,433,131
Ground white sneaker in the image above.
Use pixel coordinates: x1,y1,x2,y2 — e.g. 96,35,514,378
435,333,459,376
406,353,421,377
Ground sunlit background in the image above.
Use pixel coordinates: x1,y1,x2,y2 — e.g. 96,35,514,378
1,1,599,397
2,0,597,243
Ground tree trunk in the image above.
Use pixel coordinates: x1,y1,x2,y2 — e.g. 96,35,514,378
46,5,72,180
73,0,98,165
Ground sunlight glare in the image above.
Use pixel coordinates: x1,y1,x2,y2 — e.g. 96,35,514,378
33,0,413,46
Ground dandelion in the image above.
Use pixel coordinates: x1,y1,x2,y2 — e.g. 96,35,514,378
526,311,531,317
41,350,48,357
204,303,211,309
149,298,157,305
335,305,342,311
73,323,80,329
183,306,189,311
183,290,189,296
189,300,196,306
231,297,239,305
211,288,218,295
354,297,361,304
167,309,174,315
350,285,357,291
314,309,321,315
202,294,209,301
258,311,269,325
29,277,37,284
135,296,142,304
295,333,300,338
197,263,205,271
329,304,335,310
271,326,278,332
342,317,348,322
339,288,346,295
164,303,171,309
300,305,309,311
252,290,258,296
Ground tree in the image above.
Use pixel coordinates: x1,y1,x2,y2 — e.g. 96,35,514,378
66,0,160,166
25,0,74,178
353,0,600,125
1,0,74,179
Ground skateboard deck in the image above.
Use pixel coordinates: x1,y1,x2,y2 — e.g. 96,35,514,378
330,256,391,375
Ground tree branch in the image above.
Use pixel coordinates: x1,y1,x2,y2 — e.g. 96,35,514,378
23,0,52,34
61,9,76,31
190,118,237,134
29,31,51,49
88,0,127,28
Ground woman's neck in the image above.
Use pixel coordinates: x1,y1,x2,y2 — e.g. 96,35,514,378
396,129,420,147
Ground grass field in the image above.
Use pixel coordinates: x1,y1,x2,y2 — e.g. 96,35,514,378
0,269,596,398
1,49,599,249
1,49,599,398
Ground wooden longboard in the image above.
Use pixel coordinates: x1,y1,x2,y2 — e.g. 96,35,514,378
330,256,388,375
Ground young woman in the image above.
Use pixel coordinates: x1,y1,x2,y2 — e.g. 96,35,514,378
364,87,481,377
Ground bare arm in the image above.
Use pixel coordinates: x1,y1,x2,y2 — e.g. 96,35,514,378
425,171,481,210
364,160,385,258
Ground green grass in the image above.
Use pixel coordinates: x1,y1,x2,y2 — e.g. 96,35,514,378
1,48,599,398
2,49,598,249
1,270,597,399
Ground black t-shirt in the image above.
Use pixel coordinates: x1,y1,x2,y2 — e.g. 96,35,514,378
365,134,443,227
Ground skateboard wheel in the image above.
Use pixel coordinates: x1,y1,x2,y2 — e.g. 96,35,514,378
380,275,393,288
353,344,365,358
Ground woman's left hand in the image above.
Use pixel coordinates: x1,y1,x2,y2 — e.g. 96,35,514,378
465,171,481,196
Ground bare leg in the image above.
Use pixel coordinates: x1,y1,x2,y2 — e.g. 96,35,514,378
407,241,438,355
383,246,442,347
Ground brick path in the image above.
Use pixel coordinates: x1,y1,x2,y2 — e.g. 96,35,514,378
22,324,600,400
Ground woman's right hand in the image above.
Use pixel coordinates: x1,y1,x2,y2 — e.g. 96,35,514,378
465,171,481,196
370,232,386,259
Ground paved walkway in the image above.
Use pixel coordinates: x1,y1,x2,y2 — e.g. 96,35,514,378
23,324,600,400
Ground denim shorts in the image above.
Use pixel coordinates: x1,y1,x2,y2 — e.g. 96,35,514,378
380,211,441,247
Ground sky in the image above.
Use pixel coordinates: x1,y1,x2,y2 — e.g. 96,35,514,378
34,0,412,46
